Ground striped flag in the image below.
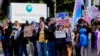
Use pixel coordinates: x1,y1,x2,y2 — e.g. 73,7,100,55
72,0,84,29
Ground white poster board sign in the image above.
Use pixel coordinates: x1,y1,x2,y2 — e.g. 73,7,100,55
55,31,66,38
10,3,47,23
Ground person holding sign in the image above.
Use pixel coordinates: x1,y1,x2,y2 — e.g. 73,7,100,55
36,21,49,56
56,25,66,56
24,25,34,56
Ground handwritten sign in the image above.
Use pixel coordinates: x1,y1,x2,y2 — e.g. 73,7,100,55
56,17,71,26
57,19,70,25
56,12,69,18
55,31,66,38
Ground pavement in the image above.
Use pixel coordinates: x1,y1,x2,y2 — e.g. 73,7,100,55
0,39,100,56
0,46,96,56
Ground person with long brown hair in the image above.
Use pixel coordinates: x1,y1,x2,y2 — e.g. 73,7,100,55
37,21,49,56
0,19,12,56
56,25,66,56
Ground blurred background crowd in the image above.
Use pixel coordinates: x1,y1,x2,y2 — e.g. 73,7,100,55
0,16,99,56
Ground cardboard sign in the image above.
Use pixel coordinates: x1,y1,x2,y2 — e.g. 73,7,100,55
24,26,33,38
55,31,66,38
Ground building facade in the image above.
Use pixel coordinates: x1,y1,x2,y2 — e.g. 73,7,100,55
85,0,100,9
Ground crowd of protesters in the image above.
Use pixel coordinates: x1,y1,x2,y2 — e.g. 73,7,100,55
0,16,100,56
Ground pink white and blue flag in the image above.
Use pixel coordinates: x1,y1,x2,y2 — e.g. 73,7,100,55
72,0,84,29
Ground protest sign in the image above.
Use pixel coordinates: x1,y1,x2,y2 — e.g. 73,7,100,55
56,17,71,26
56,12,69,19
55,31,66,38
56,12,70,26
24,25,33,38
87,6,100,19
57,18,70,25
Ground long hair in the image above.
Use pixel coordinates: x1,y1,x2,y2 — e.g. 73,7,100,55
39,21,45,28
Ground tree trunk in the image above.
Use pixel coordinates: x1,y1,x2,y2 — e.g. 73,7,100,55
52,0,56,18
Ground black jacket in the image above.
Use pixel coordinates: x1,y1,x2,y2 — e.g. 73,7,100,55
1,27,11,43
48,23,56,40
36,28,49,41
30,30,36,42
17,30,28,44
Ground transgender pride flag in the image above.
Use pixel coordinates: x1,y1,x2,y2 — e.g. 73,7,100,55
72,0,84,29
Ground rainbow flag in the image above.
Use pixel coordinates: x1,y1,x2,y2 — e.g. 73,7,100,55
72,0,84,29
